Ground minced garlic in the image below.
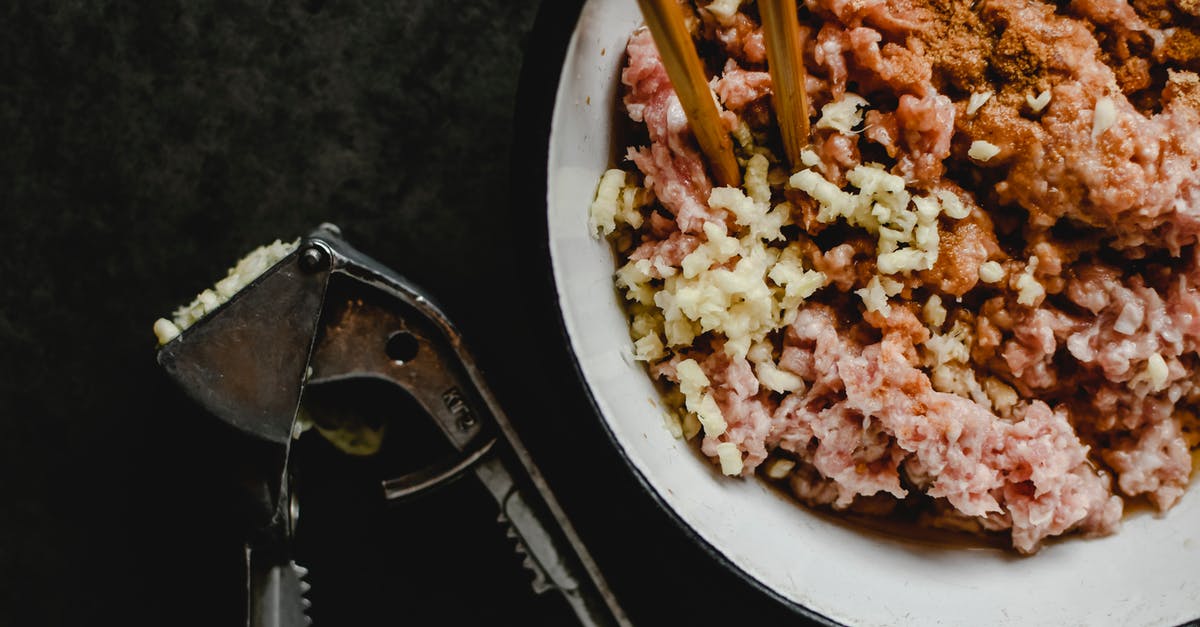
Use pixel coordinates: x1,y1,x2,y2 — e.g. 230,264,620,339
153,318,182,345
633,332,665,362
155,239,299,344
879,275,904,297
788,163,966,276
968,140,1001,161
589,169,646,236
966,91,992,116
1136,353,1170,392
716,442,745,475
923,294,947,328
1026,89,1052,113
1015,256,1045,306
923,321,992,407
677,359,728,437
764,457,796,479
755,359,805,393
856,275,892,315
978,260,1004,283
1092,97,1117,139
705,0,743,25
815,93,869,134
588,169,625,236
613,151,831,364
984,377,1019,415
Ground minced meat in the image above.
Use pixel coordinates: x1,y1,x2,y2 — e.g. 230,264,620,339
591,0,1199,553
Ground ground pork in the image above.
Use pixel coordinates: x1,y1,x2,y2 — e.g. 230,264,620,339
622,29,724,234
597,0,1199,553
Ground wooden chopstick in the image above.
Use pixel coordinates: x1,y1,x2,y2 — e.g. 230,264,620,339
759,0,811,170
636,0,742,187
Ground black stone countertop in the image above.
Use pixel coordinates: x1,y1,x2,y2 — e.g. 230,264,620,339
0,2,813,625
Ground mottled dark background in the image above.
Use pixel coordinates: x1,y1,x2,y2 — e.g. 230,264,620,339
0,1,810,625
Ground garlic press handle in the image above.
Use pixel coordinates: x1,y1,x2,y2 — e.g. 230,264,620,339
304,275,498,496
299,228,630,626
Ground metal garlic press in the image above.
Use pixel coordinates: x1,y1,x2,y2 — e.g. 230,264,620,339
155,224,628,627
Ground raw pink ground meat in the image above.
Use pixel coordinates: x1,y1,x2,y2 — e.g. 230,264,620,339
713,60,772,113
622,29,723,234
611,0,1200,552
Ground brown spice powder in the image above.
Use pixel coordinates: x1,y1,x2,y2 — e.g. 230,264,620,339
1175,0,1200,16
1165,28,1200,66
913,0,993,92
988,19,1053,91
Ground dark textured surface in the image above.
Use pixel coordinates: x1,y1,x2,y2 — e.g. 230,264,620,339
0,1,809,625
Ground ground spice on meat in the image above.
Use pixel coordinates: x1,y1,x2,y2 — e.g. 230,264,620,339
1166,28,1200,65
593,0,1200,553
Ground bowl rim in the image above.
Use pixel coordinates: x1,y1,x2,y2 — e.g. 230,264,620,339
516,3,1200,626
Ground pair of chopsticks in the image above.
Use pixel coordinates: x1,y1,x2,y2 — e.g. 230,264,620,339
635,0,811,185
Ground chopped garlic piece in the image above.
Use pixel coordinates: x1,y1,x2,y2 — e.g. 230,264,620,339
931,363,991,407
680,222,736,278
764,458,796,479
743,157,772,209
923,294,947,328
716,442,744,475
789,169,859,223
934,189,970,220
618,187,646,229
1015,256,1045,306
856,275,892,315
705,0,742,24
879,275,904,296
878,248,926,275
746,339,772,364
588,169,626,236
755,360,805,393
153,318,181,344
1093,97,1116,139
1139,354,1170,392
695,392,727,437
677,359,728,436
799,148,823,168
815,93,869,134
630,309,660,337
984,377,1019,415
966,91,992,116
978,260,1004,283
924,320,974,366
615,258,656,306
633,332,665,362
1026,89,1052,113
968,140,1001,161
677,359,711,398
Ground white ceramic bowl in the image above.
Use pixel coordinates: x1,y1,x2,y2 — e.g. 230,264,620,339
544,2,1200,624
